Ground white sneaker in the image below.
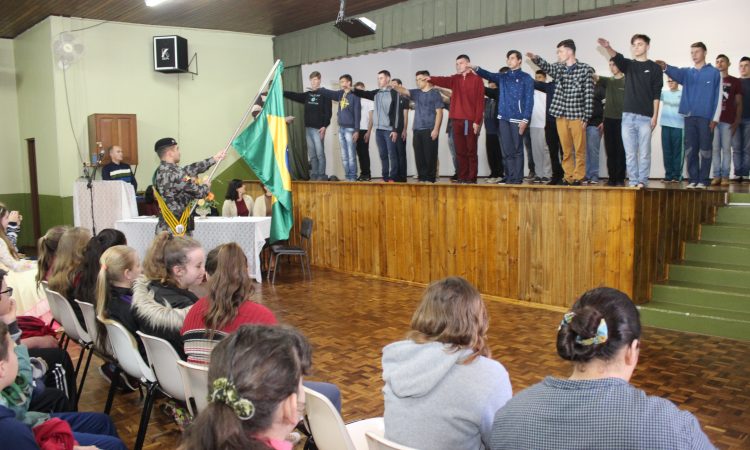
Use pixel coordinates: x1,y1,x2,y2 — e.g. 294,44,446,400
686,183,697,189
695,183,707,190
485,177,497,183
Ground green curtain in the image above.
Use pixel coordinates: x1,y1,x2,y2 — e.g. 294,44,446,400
281,65,310,180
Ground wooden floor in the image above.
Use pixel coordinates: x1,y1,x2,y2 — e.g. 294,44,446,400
75,267,750,450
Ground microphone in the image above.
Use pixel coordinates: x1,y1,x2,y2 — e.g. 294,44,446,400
97,148,106,165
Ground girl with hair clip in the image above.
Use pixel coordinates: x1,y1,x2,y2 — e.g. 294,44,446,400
132,231,204,358
35,226,68,287
489,287,715,450
180,324,311,450
382,276,512,450
73,229,127,311
0,204,48,321
222,179,253,217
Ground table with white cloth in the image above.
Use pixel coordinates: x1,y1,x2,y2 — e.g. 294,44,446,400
115,216,272,282
73,179,138,233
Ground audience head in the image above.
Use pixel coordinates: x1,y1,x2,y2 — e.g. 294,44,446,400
608,57,622,76
0,269,13,324
36,225,69,286
0,321,17,390
309,71,321,90
95,245,140,350
407,276,490,363
740,56,750,78
48,227,92,295
455,54,471,74
154,137,179,162
557,287,641,380
225,179,246,201
204,246,221,278
377,70,391,88
204,243,256,334
181,324,312,450
75,229,127,304
534,70,547,82
690,42,707,64
630,34,650,58
556,39,576,62
354,81,365,90
143,232,205,289
715,54,730,72
108,145,124,164
339,74,352,89
0,203,19,260
506,50,522,69
144,185,156,204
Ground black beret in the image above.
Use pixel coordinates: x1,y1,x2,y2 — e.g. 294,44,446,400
154,137,177,152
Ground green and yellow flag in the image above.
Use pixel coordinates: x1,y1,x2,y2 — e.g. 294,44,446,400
233,62,293,243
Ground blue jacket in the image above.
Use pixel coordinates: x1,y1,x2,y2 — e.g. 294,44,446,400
476,67,534,123
664,64,722,121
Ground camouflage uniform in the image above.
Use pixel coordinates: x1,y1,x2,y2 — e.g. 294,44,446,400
153,158,215,234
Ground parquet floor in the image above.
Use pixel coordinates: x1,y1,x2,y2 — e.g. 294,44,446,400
74,267,750,449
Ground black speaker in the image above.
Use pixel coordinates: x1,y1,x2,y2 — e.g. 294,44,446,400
153,35,188,73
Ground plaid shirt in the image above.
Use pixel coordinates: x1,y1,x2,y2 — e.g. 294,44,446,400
490,377,715,450
533,57,594,121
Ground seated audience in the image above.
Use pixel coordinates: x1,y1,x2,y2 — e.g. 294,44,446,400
141,185,160,217
489,287,715,450
35,226,68,287
132,232,203,358
222,179,253,217
253,184,274,217
382,276,512,450
47,227,91,302
180,324,311,450
71,229,127,330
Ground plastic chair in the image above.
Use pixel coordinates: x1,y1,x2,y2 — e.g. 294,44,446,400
137,331,186,403
75,299,114,358
176,359,209,416
101,318,158,450
365,429,417,450
41,283,65,345
304,386,383,450
42,288,93,408
269,217,313,283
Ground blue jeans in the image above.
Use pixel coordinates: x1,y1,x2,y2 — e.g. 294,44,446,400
622,112,653,186
304,381,342,413
498,120,524,184
737,119,750,177
684,116,713,185
305,127,326,180
52,412,126,450
712,122,737,178
585,125,602,181
375,129,398,180
338,128,358,181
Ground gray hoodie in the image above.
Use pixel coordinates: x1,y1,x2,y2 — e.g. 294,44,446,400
382,340,512,450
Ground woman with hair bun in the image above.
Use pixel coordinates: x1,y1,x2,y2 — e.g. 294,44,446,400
489,287,715,450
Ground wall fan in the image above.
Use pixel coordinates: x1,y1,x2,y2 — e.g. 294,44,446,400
52,32,85,69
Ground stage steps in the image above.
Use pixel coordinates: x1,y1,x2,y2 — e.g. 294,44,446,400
640,192,750,341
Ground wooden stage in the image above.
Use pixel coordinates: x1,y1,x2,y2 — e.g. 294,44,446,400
290,179,727,308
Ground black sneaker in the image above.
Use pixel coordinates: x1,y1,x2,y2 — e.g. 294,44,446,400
571,180,582,186
606,180,617,186
546,178,562,185
450,174,458,182
525,171,537,180
562,180,571,186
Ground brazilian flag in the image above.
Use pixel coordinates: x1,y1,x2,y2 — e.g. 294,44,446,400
233,62,293,243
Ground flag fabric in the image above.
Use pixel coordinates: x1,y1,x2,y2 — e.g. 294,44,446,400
233,61,293,243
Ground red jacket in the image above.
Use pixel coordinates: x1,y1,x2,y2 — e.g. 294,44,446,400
429,72,485,125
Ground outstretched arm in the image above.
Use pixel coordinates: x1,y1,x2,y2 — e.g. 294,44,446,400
597,38,617,58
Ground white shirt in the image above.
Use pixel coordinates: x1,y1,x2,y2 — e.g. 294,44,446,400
360,98,374,130
530,91,547,128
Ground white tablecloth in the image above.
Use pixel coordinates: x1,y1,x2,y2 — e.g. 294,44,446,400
74,180,138,233
115,216,272,282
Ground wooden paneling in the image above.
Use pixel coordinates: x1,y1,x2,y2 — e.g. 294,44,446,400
632,189,726,303
87,113,138,164
292,183,640,308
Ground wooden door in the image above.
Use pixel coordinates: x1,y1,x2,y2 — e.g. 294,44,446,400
26,138,41,242
88,114,138,164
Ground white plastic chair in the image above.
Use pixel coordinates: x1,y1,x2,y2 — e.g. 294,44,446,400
137,331,186,403
101,318,158,450
42,288,93,407
365,429,418,450
304,387,383,450
176,359,209,416
75,299,114,357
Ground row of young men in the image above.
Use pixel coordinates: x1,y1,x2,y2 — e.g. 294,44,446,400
285,35,749,188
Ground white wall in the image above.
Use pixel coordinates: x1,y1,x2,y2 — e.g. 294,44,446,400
0,39,24,194
304,0,749,179
13,16,274,197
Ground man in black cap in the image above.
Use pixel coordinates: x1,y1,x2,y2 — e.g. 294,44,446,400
152,137,226,235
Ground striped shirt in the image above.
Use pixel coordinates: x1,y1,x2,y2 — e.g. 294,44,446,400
532,57,594,122
490,377,715,450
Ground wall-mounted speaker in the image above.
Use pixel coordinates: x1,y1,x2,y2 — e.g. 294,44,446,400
153,35,188,73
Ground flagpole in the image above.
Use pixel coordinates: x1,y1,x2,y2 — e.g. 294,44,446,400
206,58,282,182
187,59,282,217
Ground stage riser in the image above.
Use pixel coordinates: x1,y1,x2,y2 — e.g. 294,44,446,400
291,183,725,307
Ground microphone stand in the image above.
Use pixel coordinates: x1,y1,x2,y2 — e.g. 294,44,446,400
84,145,105,235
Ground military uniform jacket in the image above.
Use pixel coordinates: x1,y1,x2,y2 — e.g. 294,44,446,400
153,158,214,233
